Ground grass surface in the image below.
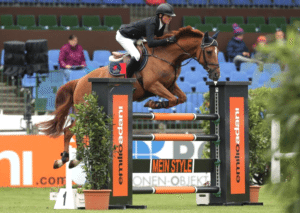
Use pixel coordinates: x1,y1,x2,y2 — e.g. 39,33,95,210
0,185,287,213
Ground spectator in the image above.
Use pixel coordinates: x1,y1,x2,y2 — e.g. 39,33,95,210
252,35,267,63
226,23,262,71
59,35,86,82
275,30,286,46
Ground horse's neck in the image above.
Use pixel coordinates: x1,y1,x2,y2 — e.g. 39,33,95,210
171,38,200,66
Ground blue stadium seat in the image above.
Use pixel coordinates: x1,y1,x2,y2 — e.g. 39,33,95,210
186,93,204,109
17,0,36,3
258,72,271,87
22,74,36,87
240,63,258,80
209,0,230,6
218,52,226,63
175,102,196,113
177,81,193,93
48,49,60,64
219,62,236,79
69,70,87,81
195,81,209,93
93,50,111,67
60,0,79,3
80,0,101,3
1,49,4,66
84,50,91,61
123,0,145,4
252,0,272,6
263,63,281,75
102,0,123,4
232,0,251,5
37,0,59,3
274,0,293,6
230,72,249,81
169,0,188,5
86,61,100,73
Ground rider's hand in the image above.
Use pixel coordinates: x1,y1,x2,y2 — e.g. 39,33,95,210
65,65,72,69
167,35,177,43
81,64,86,67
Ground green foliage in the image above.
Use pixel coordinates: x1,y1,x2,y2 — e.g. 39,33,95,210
258,22,300,213
70,92,115,190
200,87,272,183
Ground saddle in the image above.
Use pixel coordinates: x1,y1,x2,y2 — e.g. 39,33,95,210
108,39,148,77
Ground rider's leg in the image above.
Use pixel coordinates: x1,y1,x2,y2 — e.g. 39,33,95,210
116,30,140,77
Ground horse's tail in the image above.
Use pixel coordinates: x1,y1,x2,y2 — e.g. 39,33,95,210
37,79,79,137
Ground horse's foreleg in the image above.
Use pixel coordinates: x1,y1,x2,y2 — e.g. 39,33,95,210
171,82,187,104
53,120,76,169
144,81,178,109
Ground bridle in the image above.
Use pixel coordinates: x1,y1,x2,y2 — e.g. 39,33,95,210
145,36,220,78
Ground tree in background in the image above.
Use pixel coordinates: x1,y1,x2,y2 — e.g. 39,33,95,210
258,22,300,213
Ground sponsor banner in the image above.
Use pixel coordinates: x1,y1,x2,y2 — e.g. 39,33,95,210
132,173,210,187
112,95,129,197
230,97,246,194
152,159,193,173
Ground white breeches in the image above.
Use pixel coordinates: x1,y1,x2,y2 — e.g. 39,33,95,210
116,30,141,61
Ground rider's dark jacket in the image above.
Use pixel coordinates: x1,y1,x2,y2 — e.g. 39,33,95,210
119,16,168,48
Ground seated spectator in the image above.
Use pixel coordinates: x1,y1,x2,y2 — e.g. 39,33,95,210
275,30,286,46
226,23,262,71
252,35,267,63
59,35,87,82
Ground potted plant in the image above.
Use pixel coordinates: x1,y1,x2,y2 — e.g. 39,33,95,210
70,92,116,210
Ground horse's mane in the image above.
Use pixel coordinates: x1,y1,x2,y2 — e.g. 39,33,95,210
158,26,204,40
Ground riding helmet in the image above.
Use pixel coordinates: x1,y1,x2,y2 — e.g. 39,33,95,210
156,3,176,17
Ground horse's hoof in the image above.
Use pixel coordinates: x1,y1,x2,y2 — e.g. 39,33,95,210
144,100,154,108
69,159,81,169
53,160,64,169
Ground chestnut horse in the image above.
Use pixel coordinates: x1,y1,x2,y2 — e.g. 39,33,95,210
37,26,221,169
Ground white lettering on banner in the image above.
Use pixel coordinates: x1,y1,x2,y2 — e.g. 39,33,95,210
118,106,124,185
132,174,210,187
0,151,33,186
234,107,241,183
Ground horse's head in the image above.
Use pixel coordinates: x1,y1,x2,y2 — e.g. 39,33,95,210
197,31,220,82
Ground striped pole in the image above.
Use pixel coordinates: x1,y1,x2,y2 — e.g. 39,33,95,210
133,113,219,121
133,186,220,194
132,134,218,141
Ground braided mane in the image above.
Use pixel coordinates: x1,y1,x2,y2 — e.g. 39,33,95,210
159,26,204,40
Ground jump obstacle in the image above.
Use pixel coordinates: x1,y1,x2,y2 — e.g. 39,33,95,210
88,78,254,208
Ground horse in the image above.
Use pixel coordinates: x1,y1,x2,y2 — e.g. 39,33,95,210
37,26,221,169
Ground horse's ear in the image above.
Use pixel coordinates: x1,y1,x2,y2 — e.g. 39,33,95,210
212,31,220,40
204,31,209,42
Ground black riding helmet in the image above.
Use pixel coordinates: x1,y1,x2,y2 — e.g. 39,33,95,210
156,3,176,17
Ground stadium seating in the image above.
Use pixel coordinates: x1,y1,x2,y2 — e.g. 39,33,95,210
1,49,4,66
268,17,287,28
195,24,213,32
0,15,14,27
209,0,230,6
239,24,256,32
231,0,251,6
82,15,101,28
183,16,201,27
93,50,111,67
230,71,249,81
252,0,272,6
123,0,146,4
195,80,209,93
102,0,123,5
247,16,265,28
80,0,102,4
240,62,258,80
39,15,58,27
205,16,223,28
60,0,80,4
226,16,244,25
217,24,232,32
17,15,36,28
60,15,79,28
263,63,281,75
218,52,226,63
22,74,37,88
219,62,236,79
168,0,188,5
259,24,277,33
84,50,91,61
177,81,193,93
273,0,293,7
103,15,122,30
48,49,60,64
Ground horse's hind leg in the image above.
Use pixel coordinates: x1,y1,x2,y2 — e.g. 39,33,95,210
144,81,179,109
53,121,76,169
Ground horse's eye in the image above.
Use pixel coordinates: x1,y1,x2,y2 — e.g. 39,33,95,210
207,51,212,55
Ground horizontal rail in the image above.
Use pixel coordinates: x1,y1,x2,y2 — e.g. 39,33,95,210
132,186,220,194
274,152,297,160
132,113,219,121
132,134,218,141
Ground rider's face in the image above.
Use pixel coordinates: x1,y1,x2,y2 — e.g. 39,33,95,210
162,15,172,25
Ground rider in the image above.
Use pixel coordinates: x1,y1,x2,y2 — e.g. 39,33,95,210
116,3,177,78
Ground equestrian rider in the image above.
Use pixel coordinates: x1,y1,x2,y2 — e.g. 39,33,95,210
116,3,177,78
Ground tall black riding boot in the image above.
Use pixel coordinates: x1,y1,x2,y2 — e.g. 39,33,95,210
126,58,139,78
